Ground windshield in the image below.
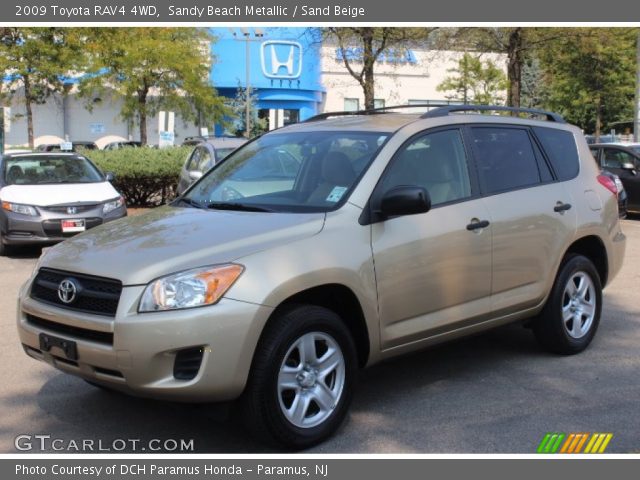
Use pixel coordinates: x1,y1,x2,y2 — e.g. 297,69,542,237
3,156,104,185
184,131,389,213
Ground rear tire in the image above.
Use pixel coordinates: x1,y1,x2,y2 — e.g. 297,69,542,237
241,305,357,449
533,254,602,354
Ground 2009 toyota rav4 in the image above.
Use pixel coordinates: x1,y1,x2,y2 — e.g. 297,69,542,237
17,105,626,448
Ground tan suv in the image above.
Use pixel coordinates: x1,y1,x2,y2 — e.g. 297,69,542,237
17,105,626,448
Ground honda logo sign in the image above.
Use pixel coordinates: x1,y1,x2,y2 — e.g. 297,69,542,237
260,41,302,80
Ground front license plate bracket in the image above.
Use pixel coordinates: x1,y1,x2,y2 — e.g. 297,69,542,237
39,333,78,361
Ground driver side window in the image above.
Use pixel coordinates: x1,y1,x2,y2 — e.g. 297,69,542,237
381,129,472,206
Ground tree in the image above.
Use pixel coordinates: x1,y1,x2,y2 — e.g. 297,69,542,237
228,84,267,137
436,53,507,104
325,27,437,110
0,28,82,147
80,28,227,145
439,28,568,108
538,28,637,139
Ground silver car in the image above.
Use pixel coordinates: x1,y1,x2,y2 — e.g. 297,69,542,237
1,152,127,256
17,105,625,448
176,137,247,196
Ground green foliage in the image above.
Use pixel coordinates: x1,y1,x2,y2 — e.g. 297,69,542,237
228,84,268,137
0,28,84,147
84,146,192,207
437,53,507,104
537,28,637,136
79,28,228,145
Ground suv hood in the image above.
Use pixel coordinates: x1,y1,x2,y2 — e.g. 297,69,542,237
0,182,119,206
40,206,325,285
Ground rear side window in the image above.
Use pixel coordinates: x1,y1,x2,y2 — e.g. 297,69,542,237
470,127,541,194
533,127,580,181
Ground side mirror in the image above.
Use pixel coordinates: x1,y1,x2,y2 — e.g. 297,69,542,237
188,170,203,182
105,172,116,182
621,162,636,171
380,185,431,219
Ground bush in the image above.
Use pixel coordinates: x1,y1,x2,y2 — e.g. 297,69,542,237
85,146,192,207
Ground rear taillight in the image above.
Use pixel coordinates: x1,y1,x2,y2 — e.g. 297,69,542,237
597,174,618,196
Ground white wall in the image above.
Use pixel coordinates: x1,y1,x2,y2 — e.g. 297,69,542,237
2,88,201,149
321,47,508,112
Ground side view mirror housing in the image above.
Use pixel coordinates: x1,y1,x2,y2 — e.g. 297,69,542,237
188,171,203,182
105,172,116,182
621,162,636,171
380,185,431,219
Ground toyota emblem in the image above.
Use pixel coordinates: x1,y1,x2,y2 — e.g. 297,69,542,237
57,279,78,304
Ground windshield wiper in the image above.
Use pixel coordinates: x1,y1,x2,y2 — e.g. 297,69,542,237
176,197,204,209
207,202,274,212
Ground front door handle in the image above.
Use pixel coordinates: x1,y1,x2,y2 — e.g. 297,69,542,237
554,202,572,213
466,219,490,231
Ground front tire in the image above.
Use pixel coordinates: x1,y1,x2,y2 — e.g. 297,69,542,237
533,254,602,354
241,305,357,449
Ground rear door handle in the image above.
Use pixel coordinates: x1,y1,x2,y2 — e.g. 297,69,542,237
554,202,572,213
466,219,490,231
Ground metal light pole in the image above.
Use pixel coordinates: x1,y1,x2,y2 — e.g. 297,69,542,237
236,28,264,138
244,30,251,138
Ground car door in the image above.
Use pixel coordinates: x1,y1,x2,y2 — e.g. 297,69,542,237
370,128,493,349
602,147,640,211
467,125,577,316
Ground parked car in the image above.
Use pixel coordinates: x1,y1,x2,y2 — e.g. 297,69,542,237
102,141,142,151
0,152,126,255
590,143,640,214
181,135,244,147
599,170,628,218
17,105,625,448
176,136,248,195
36,141,98,152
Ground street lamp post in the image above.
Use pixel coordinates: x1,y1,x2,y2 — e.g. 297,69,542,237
236,28,264,138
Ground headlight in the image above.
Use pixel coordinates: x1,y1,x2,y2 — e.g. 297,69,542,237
102,196,125,214
1,201,38,216
139,264,244,312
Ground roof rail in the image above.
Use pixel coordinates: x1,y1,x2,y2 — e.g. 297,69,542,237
421,105,565,123
303,103,460,123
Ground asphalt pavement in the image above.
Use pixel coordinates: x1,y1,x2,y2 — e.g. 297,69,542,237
1,220,639,453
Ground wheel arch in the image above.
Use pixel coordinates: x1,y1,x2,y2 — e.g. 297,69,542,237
563,235,608,287
259,283,371,368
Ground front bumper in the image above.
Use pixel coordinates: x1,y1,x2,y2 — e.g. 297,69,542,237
17,281,274,402
1,205,126,246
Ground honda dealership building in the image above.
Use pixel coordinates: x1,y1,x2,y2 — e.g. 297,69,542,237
2,27,503,147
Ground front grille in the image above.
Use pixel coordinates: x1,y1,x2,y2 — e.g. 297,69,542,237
26,314,114,345
42,204,98,214
42,218,102,237
30,268,122,316
173,347,205,380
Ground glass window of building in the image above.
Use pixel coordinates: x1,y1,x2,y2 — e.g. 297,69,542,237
344,98,360,111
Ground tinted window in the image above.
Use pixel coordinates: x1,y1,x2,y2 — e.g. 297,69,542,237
381,129,471,206
186,148,202,171
603,148,637,169
471,127,540,194
533,127,579,181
